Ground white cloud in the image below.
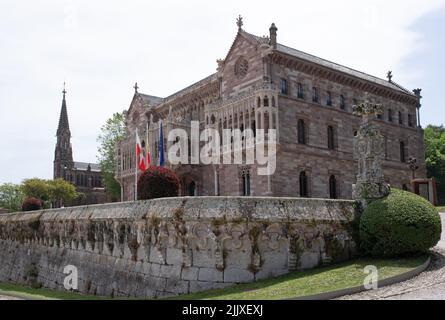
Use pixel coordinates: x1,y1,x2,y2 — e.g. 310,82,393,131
0,0,444,183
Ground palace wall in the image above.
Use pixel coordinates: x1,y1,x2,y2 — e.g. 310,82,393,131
0,197,357,299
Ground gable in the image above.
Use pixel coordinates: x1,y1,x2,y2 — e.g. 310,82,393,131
220,31,267,98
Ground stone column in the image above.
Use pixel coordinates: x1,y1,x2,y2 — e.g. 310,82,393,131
352,101,390,207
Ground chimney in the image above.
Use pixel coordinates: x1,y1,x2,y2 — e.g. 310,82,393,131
269,23,277,49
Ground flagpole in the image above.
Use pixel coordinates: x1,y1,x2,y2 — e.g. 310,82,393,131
135,130,138,201
146,122,149,168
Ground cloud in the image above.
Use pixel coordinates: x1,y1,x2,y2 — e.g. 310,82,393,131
0,0,444,184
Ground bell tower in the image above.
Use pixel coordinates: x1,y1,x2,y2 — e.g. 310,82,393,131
53,83,73,180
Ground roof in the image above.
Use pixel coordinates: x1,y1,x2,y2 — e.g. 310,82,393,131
73,162,101,172
57,91,70,135
241,29,414,96
138,93,164,106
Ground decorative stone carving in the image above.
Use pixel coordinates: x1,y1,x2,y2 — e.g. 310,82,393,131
352,100,390,203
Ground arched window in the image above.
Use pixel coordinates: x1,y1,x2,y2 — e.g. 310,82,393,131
327,125,335,150
388,109,393,122
297,83,304,99
280,78,288,95
398,111,403,125
340,95,346,110
327,91,332,106
297,119,306,144
257,97,261,108
263,96,269,107
242,170,251,196
400,141,406,162
312,87,319,103
329,175,337,199
299,171,308,197
188,181,196,196
272,96,276,107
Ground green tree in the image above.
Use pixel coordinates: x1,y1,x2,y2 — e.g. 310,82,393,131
0,183,25,212
48,178,80,207
97,112,126,201
424,125,445,204
21,178,51,205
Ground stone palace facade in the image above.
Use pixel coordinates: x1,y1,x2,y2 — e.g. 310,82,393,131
116,17,426,201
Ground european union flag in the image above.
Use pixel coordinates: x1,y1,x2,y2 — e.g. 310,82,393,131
159,120,165,166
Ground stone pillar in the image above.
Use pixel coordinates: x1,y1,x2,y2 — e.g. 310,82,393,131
352,101,390,206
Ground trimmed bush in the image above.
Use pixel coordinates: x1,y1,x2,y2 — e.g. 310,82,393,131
22,197,43,211
359,189,441,257
137,166,180,200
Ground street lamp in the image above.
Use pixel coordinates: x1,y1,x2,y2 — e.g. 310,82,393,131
408,157,419,180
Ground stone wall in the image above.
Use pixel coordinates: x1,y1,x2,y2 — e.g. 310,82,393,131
0,197,358,299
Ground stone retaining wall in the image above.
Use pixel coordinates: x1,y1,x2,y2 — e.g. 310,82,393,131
0,197,358,298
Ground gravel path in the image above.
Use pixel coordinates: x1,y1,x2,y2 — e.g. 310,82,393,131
339,213,445,300
0,294,22,300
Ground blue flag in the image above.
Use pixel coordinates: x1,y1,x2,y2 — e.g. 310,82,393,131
159,120,165,166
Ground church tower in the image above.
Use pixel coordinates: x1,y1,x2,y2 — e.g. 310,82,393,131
53,84,73,180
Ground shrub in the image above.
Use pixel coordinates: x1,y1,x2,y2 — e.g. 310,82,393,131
22,197,43,211
359,189,441,257
137,166,180,200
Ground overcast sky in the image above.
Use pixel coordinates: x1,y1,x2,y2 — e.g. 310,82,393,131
0,0,444,184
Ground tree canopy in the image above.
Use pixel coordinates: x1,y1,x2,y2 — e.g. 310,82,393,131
97,111,126,201
0,183,24,212
424,125,445,204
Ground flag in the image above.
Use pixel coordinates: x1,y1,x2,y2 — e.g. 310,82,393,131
136,131,147,172
159,120,165,167
146,143,151,168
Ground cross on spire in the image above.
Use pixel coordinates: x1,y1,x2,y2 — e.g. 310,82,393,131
236,15,243,30
134,82,139,93
387,71,393,82
62,82,66,96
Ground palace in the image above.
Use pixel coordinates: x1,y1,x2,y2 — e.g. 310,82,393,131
116,17,426,201
53,86,107,206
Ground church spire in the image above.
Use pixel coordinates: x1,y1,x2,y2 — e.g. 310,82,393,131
57,82,70,136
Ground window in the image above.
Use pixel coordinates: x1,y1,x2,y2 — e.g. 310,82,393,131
242,170,251,196
388,109,393,122
329,175,337,199
400,141,406,163
340,95,346,110
402,184,408,191
312,87,319,103
297,119,306,144
280,78,288,95
263,96,269,107
297,83,304,99
408,114,414,127
327,125,335,150
299,171,309,197
398,112,403,125
327,91,332,106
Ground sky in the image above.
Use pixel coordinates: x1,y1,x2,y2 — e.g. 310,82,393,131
0,0,444,184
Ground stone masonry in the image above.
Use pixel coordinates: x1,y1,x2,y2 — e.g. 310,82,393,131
0,197,357,298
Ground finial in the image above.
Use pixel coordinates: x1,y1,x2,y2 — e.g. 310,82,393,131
387,71,393,82
62,82,66,95
134,82,139,93
236,15,243,30
413,88,422,98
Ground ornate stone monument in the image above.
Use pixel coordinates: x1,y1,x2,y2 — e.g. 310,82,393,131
352,100,390,205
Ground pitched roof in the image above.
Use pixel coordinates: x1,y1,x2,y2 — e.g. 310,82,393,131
57,91,70,135
73,162,101,172
138,93,164,107
241,29,414,96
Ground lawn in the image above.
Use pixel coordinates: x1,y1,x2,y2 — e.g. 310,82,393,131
167,255,428,300
436,206,445,213
0,255,428,300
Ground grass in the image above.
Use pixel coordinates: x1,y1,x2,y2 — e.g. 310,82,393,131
0,283,107,300
167,255,428,300
436,206,445,213
0,255,428,300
